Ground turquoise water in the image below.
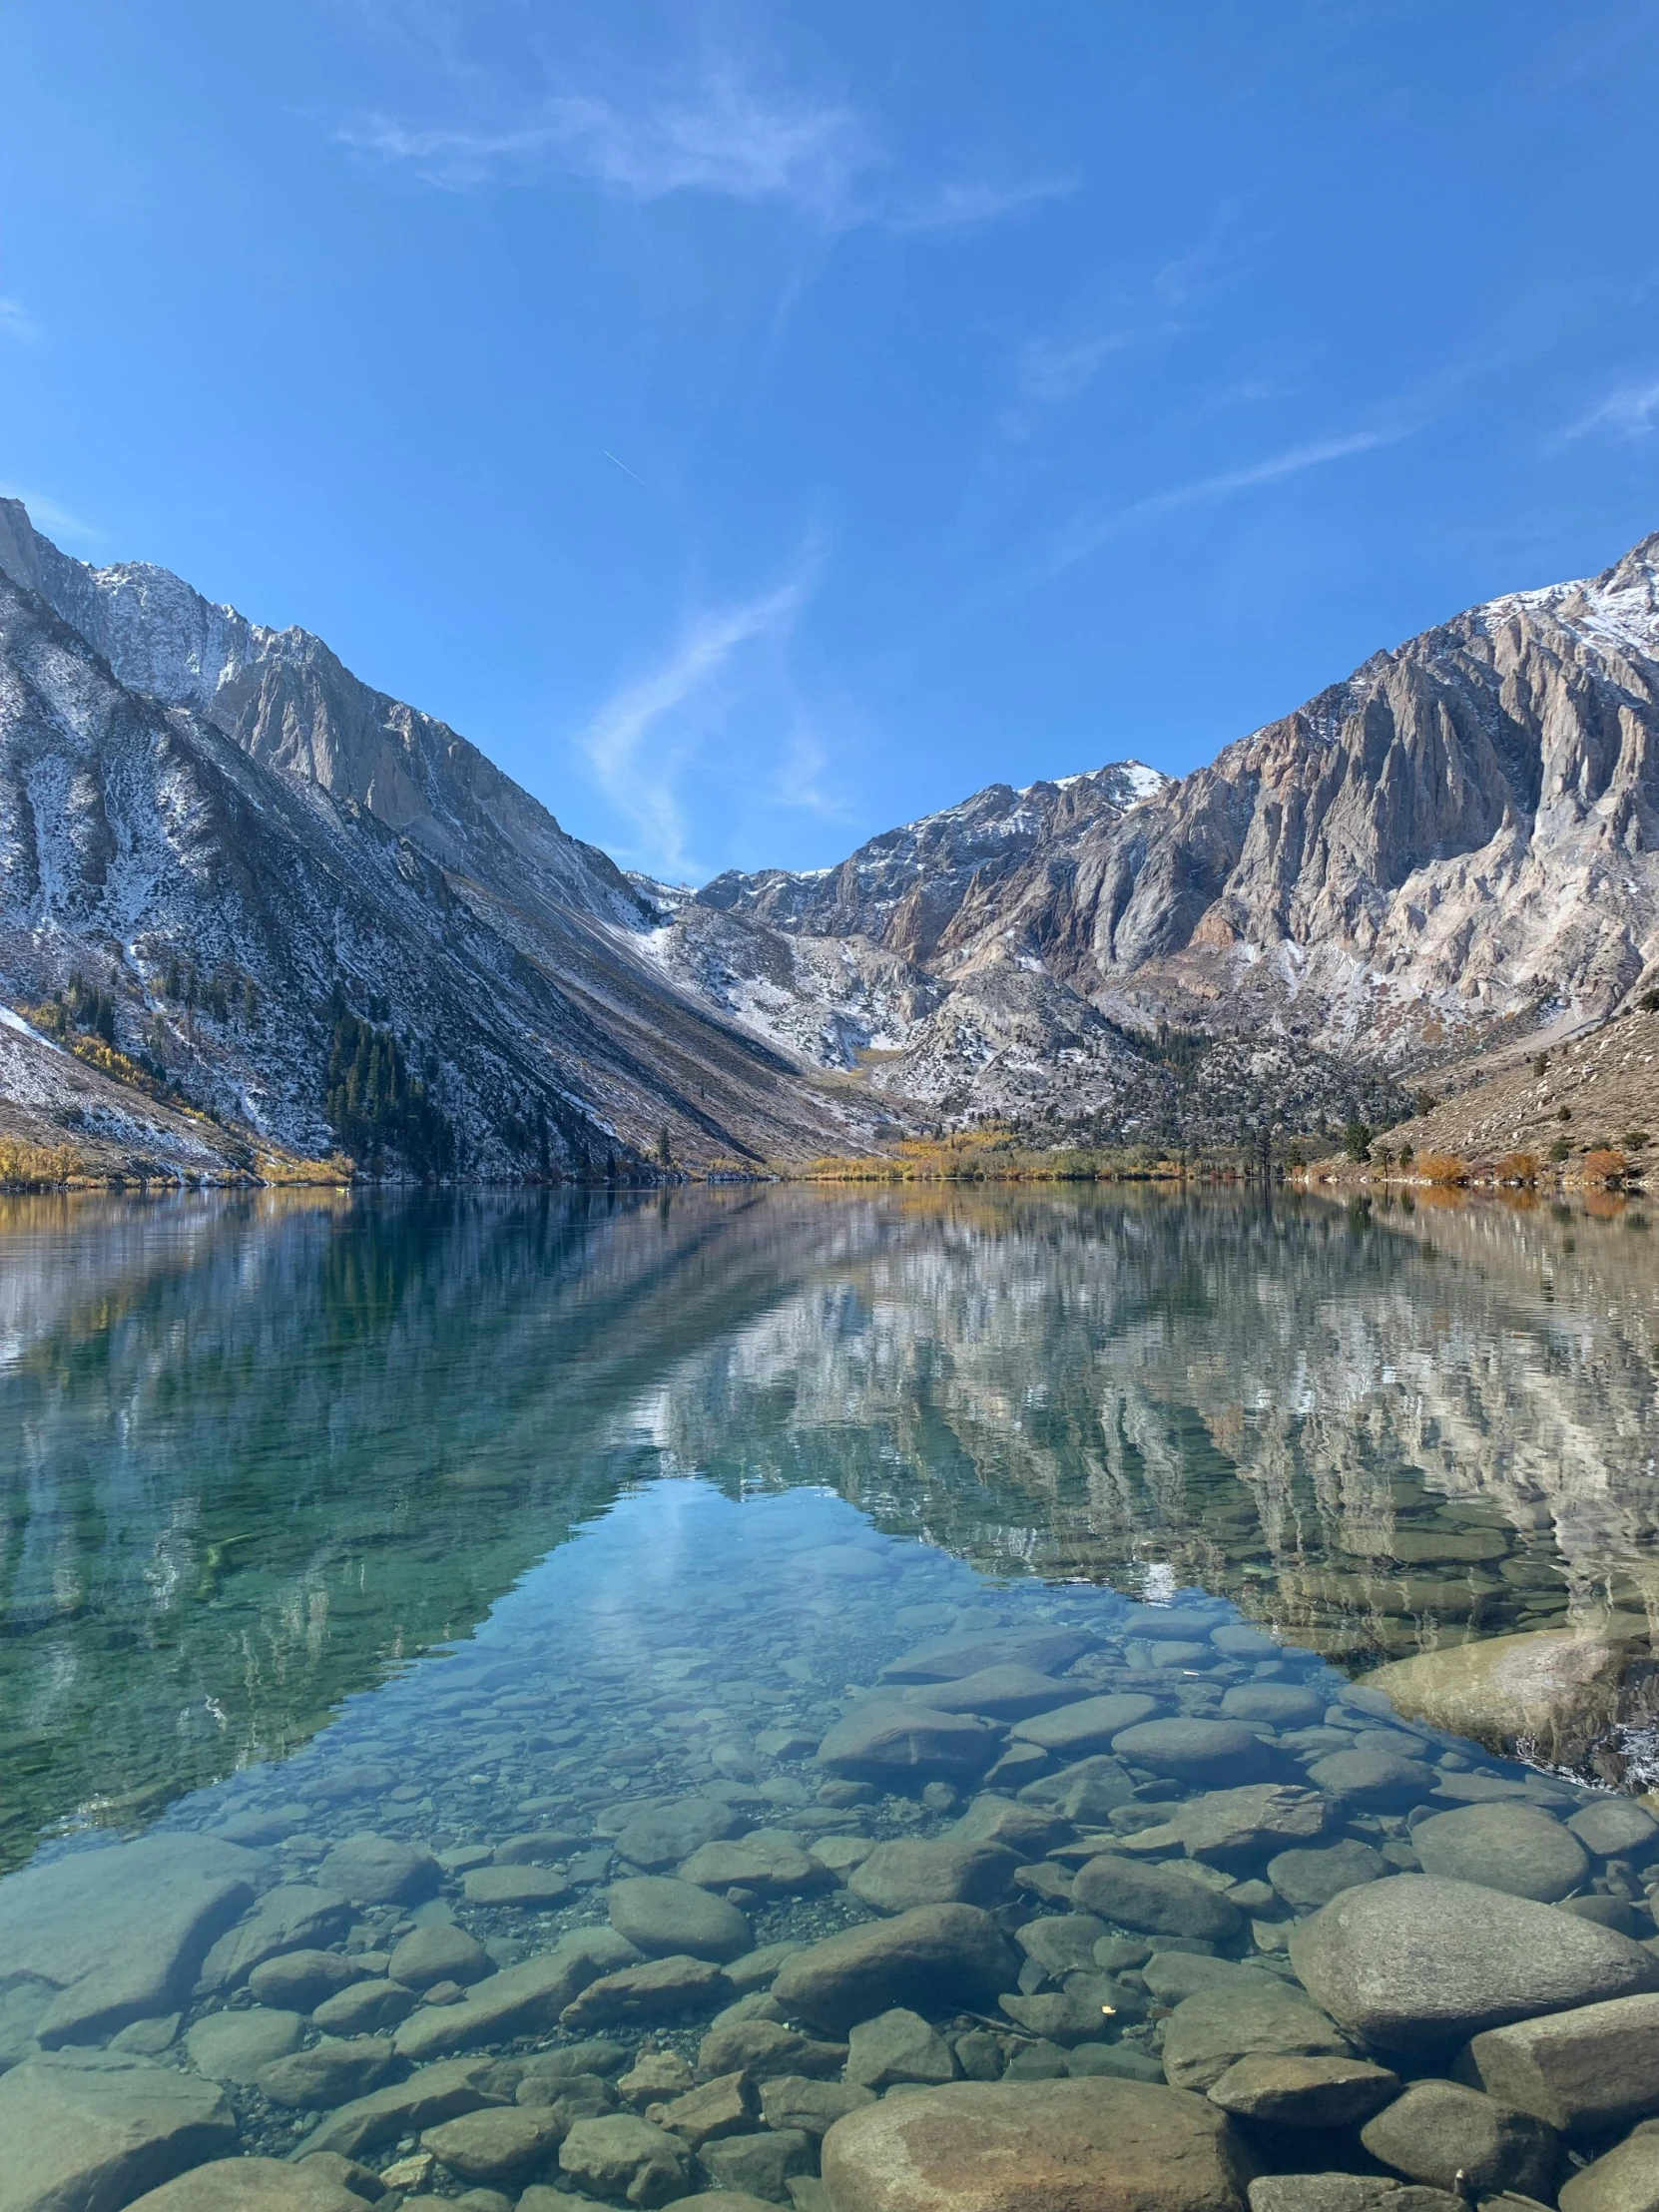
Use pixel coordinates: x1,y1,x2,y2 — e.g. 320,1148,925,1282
3,1187,1659,2205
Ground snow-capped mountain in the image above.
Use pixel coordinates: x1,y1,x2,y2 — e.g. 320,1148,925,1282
0,500,890,1175
5,490,1658,1173
638,533,1659,1139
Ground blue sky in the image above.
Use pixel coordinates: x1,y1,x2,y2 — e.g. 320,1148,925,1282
4,3,1659,884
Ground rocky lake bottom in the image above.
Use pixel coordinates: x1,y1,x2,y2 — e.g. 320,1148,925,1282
5,1188,1659,2212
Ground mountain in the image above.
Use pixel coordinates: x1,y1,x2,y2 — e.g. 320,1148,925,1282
6,498,1657,1178
0,501,891,1177
644,533,1659,1143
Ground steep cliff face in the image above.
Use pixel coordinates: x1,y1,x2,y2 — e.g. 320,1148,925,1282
671,536,1659,1125
1062,535,1659,1047
0,502,888,1174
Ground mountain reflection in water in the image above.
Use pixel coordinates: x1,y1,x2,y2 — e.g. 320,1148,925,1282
3,1184,1658,1868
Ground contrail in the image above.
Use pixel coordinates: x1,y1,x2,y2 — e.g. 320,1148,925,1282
604,450,648,486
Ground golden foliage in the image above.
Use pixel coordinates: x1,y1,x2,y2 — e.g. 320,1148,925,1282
0,1139,83,1190
255,1150,355,1186
1492,1152,1539,1185
1582,1148,1628,1187
1414,1152,1468,1185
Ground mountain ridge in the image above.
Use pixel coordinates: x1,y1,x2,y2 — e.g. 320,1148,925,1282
4,497,1658,1176
0,500,893,1177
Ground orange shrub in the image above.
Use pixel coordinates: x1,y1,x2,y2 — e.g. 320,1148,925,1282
1415,1152,1468,1185
1582,1148,1628,1187
1493,1152,1539,1185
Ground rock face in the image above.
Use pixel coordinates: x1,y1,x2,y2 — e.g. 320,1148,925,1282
1289,1878,1659,2052
0,1834,258,2047
678,532,1659,1130
0,498,886,1177
11,501,1659,1163
819,2075,1251,2212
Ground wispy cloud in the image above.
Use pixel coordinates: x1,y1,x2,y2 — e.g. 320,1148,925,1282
1558,377,1659,443
0,484,103,547
1000,321,1176,440
0,297,39,343
581,558,818,879
1034,428,1395,584
885,173,1077,235
342,73,876,222
336,36,1065,239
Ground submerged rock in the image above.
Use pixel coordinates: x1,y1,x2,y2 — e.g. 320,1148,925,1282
699,2127,814,2203
878,1629,1098,1684
316,1834,440,1907
258,2035,395,2109
1365,1629,1633,1767
770,1904,1018,2035
0,2049,237,2212
297,2056,506,2158
1289,1877,1659,2052
1558,2119,1659,2212
199,1886,353,1993
1265,1841,1386,1913
561,1954,728,2028
845,2008,957,2089
424,2106,567,2186
1111,1722,1277,1784
1119,1786,1328,1865
1359,2079,1561,2201
847,1839,1017,1915
1159,1982,1353,2094
1204,2054,1399,2128
246,1948,376,2011
1071,1855,1244,1941
609,1878,752,1962
816,1704,1002,1782
1408,1803,1590,1903
0,1833,259,2046
1467,1990,1659,2132
394,1931,640,2060
1019,1756,1137,1822
1009,1696,1160,1755
615,1801,747,1871
122,2157,369,2210
184,2006,304,2083
820,2074,1251,2212
902,1665,1088,1721
1303,1747,1437,1810
560,2113,690,2206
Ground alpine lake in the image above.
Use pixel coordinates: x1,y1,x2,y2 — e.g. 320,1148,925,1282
5,1185,1659,2212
